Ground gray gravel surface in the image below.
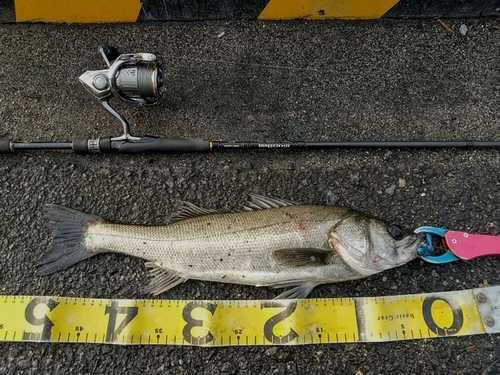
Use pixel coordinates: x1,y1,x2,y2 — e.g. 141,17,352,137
1,19,500,374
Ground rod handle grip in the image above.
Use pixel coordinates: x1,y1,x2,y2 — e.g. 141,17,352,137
116,137,211,154
0,139,13,153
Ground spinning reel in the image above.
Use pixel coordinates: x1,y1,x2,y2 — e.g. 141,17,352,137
79,46,165,141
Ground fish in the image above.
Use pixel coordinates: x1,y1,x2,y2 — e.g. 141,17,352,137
38,194,422,299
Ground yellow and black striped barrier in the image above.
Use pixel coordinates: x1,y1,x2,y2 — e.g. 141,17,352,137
1,0,499,23
1,286,499,345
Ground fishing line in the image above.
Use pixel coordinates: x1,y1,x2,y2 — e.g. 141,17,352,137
164,54,500,88
481,358,500,375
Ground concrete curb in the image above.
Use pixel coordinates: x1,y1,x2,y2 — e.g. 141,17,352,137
1,0,499,23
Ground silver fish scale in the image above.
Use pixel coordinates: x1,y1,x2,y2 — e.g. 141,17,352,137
85,205,362,286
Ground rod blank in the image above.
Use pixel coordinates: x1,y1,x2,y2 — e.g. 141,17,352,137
13,142,73,150
3,137,500,155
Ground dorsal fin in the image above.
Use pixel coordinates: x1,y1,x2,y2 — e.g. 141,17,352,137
243,194,297,211
169,195,296,222
169,201,219,223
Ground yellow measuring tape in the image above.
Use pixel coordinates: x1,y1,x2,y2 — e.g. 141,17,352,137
1,286,499,346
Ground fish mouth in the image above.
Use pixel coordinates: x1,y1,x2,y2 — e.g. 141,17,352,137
400,236,425,261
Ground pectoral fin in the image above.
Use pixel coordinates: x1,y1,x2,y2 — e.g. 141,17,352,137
272,248,333,268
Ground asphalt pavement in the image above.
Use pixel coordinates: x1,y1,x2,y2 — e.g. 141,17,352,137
1,19,500,374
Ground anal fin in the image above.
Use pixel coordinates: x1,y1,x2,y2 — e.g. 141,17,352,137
257,280,319,299
143,262,187,295
274,284,317,299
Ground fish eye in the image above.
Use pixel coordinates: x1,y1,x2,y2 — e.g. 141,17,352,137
389,224,405,240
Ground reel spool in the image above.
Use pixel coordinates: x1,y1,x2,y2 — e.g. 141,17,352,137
78,46,165,140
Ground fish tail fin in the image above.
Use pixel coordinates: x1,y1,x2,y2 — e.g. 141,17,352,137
37,204,103,276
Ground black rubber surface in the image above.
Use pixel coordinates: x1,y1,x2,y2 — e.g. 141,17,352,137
0,139,12,153
117,137,211,153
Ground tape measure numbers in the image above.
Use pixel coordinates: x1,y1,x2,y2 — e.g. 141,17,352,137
1,286,499,346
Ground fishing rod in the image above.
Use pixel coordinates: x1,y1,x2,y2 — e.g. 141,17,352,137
2,46,500,155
